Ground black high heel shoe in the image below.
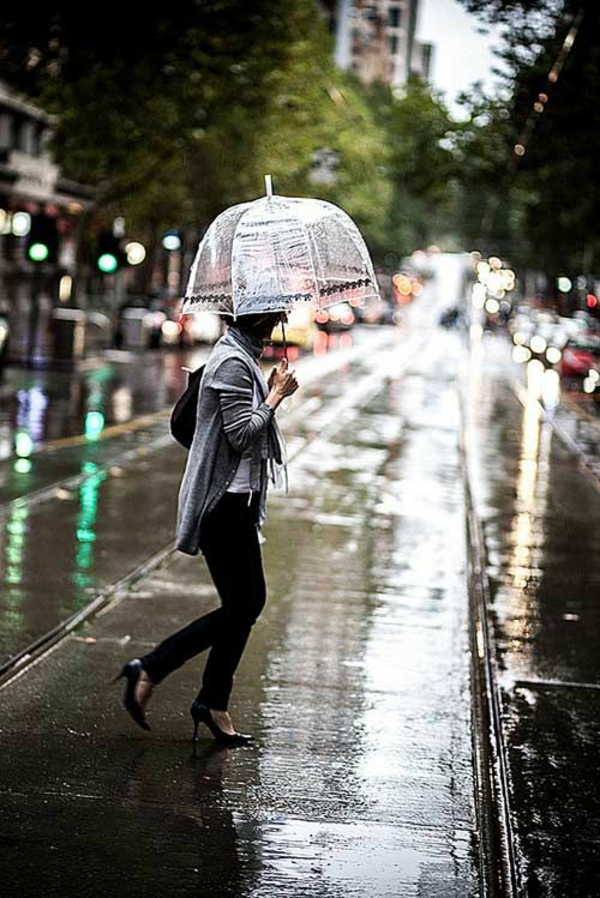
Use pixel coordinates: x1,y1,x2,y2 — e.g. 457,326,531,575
190,700,253,746
112,658,152,732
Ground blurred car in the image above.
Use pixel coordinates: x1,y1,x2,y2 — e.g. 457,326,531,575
314,302,356,333
559,334,600,383
263,306,316,361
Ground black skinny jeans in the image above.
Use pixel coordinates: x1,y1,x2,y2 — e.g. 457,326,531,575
141,491,266,711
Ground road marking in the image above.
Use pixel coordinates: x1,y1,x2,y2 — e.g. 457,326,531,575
32,408,171,453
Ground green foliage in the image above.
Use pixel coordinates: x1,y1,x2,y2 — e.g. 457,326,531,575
0,1,490,266
451,0,600,283
367,78,461,254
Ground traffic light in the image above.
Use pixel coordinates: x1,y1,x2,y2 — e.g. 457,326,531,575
96,231,127,273
26,213,59,264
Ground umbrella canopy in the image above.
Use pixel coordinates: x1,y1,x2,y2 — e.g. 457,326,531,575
181,183,379,318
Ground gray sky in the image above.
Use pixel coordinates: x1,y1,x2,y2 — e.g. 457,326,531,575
417,0,504,115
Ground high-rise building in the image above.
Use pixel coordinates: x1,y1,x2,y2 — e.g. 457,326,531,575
321,0,433,92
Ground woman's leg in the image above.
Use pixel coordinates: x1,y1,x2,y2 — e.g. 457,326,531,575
139,607,226,685
139,493,236,684
139,493,265,693
195,510,266,710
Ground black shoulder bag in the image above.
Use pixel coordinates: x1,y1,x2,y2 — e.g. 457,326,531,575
170,364,205,450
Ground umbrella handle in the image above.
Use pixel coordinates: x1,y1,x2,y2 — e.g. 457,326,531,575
281,316,288,361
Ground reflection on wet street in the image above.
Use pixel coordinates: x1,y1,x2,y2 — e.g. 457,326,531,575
0,257,482,896
3,252,600,895
464,326,600,895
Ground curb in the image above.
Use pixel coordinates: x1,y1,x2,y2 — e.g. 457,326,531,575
457,370,520,898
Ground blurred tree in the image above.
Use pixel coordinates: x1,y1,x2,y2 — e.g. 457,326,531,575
367,77,460,255
0,1,392,263
455,0,600,294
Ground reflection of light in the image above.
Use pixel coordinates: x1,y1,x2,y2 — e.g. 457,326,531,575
59,275,73,302
339,333,353,350
5,504,29,615
513,345,531,364
588,369,599,382
16,387,48,444
513,331,526,345
527,359,545,399
546,346,562,364
485,298,500,314
14,458,32,474
74,461,107,600
488,256,502,269
14,430,33,457
84,411,105,441
112,386,133,423
583,377,596,394
541,368,560,409
530,335,547,354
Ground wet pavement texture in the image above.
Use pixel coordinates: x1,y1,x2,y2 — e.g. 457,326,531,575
0,347,208,452
464,330,600,896
0,328,401,669
0,270,481,896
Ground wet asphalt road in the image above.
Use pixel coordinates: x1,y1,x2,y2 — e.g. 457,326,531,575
0,258,482,896
463,327,600,897
3,253,600,896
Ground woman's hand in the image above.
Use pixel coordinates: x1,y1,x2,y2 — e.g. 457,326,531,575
266,358,299,410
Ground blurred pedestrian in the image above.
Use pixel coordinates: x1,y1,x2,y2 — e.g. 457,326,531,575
113,311,298,745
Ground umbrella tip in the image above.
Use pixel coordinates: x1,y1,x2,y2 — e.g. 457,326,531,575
264,174,273,198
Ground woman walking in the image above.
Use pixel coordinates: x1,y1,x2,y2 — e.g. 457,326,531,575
114,312,298,745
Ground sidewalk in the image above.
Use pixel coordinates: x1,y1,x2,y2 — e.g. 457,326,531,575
464,331,600,896
0,327,480,897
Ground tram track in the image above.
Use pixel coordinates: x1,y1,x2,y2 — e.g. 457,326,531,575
0,327,427,691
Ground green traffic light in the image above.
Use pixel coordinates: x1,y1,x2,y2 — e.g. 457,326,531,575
98,253,118,273
28,242,49,262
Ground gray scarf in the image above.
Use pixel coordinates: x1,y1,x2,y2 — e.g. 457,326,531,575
224,324,288,489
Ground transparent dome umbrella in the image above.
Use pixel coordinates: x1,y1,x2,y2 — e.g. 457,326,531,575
181,175,380,320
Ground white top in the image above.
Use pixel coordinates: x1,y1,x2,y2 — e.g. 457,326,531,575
227,380,261,493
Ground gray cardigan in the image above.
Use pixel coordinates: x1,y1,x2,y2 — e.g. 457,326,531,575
175,330,275,556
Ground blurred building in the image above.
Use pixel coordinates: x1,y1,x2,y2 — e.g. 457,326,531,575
0,80,95,363
321,1,433,91
412,38,435,82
